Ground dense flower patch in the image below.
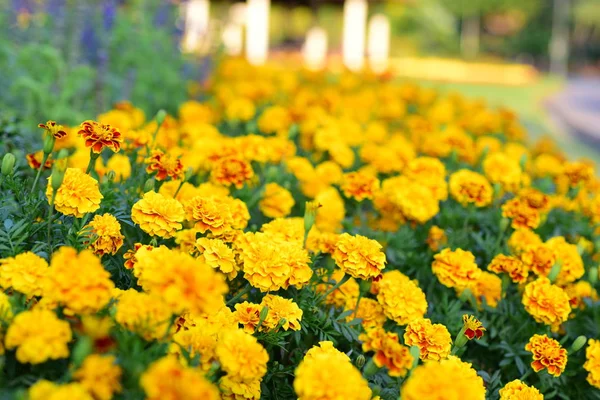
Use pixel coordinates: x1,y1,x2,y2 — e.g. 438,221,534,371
1,58,600,399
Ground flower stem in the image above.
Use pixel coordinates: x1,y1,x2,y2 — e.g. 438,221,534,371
31,153,50,194
173,180,185,199
226,285,251,305
47,192,57,257
322,274,351,298
85,150,100,175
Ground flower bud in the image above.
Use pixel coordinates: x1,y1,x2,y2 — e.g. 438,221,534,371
363,358,379,377
275,318,287,331
1,153,16,176
50,159,68,193
548,261,562,283
589,266,598,286
106,170,116,182
144,178,155,193
184,167,195,182
499,217,509,232
409,345,420,368
55,149,70,160
454,327,468,349
43,134,55,154
570,336,587,354
71,336,93,367
304,201,321,236
355,354,366,369
155,109,167,126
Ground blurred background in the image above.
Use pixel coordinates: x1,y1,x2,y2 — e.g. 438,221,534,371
1,0,599,158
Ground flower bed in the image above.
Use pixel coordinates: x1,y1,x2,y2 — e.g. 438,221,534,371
1,58,599,399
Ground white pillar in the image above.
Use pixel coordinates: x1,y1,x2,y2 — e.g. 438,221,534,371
246,0,270,65
181,0,210,53
368,14,390,74
303,27,328,70
342,0,367,71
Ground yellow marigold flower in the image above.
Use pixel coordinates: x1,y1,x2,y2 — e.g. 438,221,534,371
402,356,485,400
211,156,254,189
525,334,567,377
0,291,12,320
225,97,256,122
314,186,346,232
43,247,114,314
462,315,485,340
449,169,493,207
174,228,200,253
5,309,71,364
584,339,600,388
135,246,228,315
432,248,482,290
140,356,220,400
184,195,234,235
546,236,585,285
389,177,440,224
340,171,380,202
499,379,543,400
0,251,48,297
131,191,184,238
195,237,238,278
294,347,372,400
170,319,220,371
26,150,53,170
404,318,452,361
332,233,386,280
359,327,414,377
349,297,387,329
216,329,269,382
260,294,303,331
237,232,312,292
259,183,295,218
487,254,528,283
426,225,447,252
508,228,542,256
403,156,448,200
220,375,261,400
123,243,153,270
502,198,541,230
29,380,92,400
483,152,523,192
82,213,124,256
114,289,172,340
145,149,184,181
105,153,131,181
520,243,556,277
564,280,599,310
179,100,215,124
78,120,122,153
258,105,292,136
563,160,594,187
38,120,67,139
376,270,427,325
462,271,503,308
73,354,122,400
222,195,251,230
318,269,359,308
46,168,103,217
260,217,304,244
234,301,262,333
522,278,570,329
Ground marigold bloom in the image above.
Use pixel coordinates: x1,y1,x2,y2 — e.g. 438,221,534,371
258,105,292,136
234,301,262,333
131,191,184,238
426,225,447,252
260,294,303,331
78,120,123,153
216,329,269,382
390,177,440,224
211,156,254,189
449,169,493,207
404,318,452,361
520,243,556,277
487,254,528,283
349,297,387,328
563,161,594,187
140,356,220,400
340,171,380,202
114,289,172,340
259,183,295,218
184,195,234,235
29,380,92,400
38,120,67,138
564,280,599,310
294,347,372,400
26,151,53,170
359,327,414,377
318,269,359,308
46,168,103,217
73,354,122,400
483,153,523,192
508,228,542,256
0,252,48,297
105,153,132,181
462,315,485,340
314,186,345,232
145,149,184,181
332,233,386,280
463,271,503,308
220,376,261,400
402,356,486,400
376,270,427,325
499,380,543,400
584,339,600,388
522,278,570,329
82,213,124,256
432,248,482,290
123,243,153,270
195,237,238,278
502,198,541,230
43,247,114,314
525,334,567,376
546,236,585,285
5,309,72,364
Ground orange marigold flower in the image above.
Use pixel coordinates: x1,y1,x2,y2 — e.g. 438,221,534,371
0,252,48,298
525,334,567,377
463,271,502,308
432,248,482,290
46,168,103,218
508,228,542,256
332,233,386,280
216,329,269,382
38,120,67,138
211,156,254,189
502,198,541,230
462,315,485,340
145,149,184,181
482,153,523,193
376,270,427,325
426,225,447,252
195,237,238,279
499,380,543,400
449,169,493,207
403,318,452,361
82,213,124,256
487,254,528,283
519,187,551,213
522,278,570,329
78,120,123,153
520,243,556,277
259,182,295,218
234,301,262,333
184,196,234,235
546,236,585,285
131,191,184,238
563,161,594,187
123,243,153,270
584,339,600,388
349,298,387,329
340,171,380,202
73,354,122,400
359,327,414,377
114,289,172,340
260,294,303,331
26,151,53,170
564,280,599,310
